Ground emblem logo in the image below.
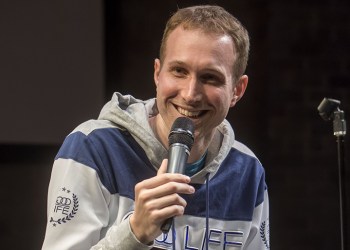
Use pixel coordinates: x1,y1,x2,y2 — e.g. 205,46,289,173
260,219,270,249
50,187,79,227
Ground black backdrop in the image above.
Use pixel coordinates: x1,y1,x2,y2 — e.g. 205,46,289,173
0,0,349,249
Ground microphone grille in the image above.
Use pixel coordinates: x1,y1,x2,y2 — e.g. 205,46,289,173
169,117,195,149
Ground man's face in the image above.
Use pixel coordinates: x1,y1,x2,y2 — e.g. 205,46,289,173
154,26,247,141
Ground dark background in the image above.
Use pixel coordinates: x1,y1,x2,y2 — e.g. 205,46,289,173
0,0,349,249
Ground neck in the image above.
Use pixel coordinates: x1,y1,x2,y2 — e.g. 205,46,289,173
187,130,215,163
148,115,168,150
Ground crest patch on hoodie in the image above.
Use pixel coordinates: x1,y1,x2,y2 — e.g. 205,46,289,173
49,187,79,227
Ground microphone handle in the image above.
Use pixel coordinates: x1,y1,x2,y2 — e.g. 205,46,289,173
161,217,174,234
161,144,189,234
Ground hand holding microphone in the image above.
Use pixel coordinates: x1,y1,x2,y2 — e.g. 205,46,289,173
161,117,195,233
130,117,195,243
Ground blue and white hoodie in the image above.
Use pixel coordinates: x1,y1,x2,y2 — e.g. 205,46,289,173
42,93,270,250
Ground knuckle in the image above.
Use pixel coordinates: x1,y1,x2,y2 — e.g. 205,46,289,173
136,189,150,203
175,205,185,214
161,174,172,182
170,194,186,206
134,182,143,192
149,210,162,224
166,182,179,192
143,202,152,211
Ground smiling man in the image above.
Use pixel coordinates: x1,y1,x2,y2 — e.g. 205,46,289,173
42,5,269,250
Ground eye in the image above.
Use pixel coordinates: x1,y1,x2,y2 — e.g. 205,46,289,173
171,66,187,77
200,74,224,86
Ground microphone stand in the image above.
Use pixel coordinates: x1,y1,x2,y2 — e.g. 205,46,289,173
334,110,347,250
318,98,347,250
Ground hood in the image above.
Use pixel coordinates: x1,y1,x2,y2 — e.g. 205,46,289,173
98,92,235,184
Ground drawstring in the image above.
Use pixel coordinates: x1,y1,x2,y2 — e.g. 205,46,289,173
205,172,210,250
172,221,176,250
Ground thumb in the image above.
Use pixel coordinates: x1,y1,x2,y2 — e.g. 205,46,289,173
157,159,168,175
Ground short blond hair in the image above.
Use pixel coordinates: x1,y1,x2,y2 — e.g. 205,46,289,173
160,5,250,82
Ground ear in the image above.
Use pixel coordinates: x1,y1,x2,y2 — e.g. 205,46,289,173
154,58,161,87
230,75,248,107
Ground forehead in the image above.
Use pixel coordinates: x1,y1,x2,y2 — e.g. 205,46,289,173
164,26,236,70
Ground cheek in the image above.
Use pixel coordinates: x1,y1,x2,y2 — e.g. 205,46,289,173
157,75,179,97
208,88,232,108
155,78,176,111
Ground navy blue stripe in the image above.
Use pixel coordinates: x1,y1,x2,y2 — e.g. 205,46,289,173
56,128,156,198
183,148,266,221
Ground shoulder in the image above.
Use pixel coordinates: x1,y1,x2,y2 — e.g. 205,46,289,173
70,119,122,136
55,119,131,175
57,119,127,161
230,140,264,171
222,140,266,189
232,140,258,159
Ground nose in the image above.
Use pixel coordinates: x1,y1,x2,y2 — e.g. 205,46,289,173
182,77,203,105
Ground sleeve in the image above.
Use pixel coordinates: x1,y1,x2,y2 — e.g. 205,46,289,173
42,152,155,249
244,189,270,250
42,158,111,250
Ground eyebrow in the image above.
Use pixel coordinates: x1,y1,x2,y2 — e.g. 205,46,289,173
167,60,224,74
167,60,187,67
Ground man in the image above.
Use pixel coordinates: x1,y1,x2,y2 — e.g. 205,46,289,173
42,5,270,250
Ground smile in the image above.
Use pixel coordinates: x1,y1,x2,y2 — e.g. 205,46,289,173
177,106,204,118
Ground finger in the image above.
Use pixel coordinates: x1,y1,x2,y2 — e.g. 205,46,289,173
151,181,195,198
146,193,188,211
156,158,191,184
136,172,191,194
153,204,187,222
136,178,194,206
162,204,186,218
137,159,190,190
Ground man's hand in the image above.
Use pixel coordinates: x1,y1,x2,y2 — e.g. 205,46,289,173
130,159,195,244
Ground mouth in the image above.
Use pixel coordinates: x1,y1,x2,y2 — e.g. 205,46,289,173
176,106,206,118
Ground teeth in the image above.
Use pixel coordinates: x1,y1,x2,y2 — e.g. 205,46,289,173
177,107,201,117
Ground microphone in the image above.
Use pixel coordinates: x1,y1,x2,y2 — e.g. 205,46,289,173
161,117,195,234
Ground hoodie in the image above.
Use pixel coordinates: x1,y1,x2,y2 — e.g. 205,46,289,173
42,93,270,250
